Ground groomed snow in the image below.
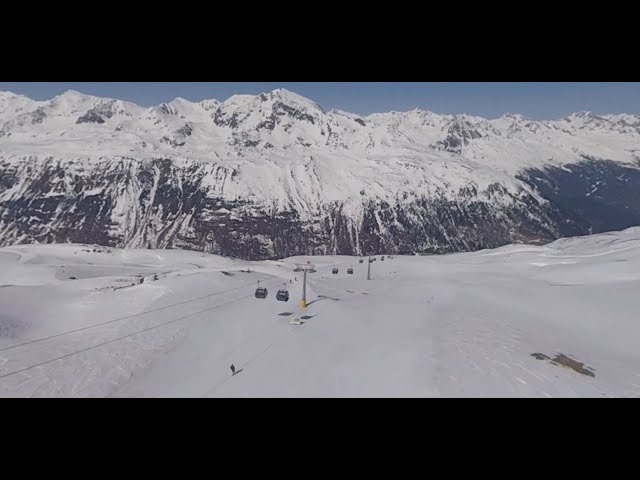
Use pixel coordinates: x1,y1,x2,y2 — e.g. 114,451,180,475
1,229,639,397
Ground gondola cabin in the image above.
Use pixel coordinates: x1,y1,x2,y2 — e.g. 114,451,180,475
255,287,268,299
332,268,339,274
347,268,353,274
276,289,289,302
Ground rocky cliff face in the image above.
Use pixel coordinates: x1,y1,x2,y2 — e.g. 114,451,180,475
1,89,639,259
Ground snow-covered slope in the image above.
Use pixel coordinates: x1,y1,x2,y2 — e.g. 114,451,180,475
1,227,639,397
1,88,640,258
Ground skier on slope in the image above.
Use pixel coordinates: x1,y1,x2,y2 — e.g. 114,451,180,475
230,364,236,375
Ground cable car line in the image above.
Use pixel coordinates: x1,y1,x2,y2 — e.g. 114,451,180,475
202,272,352,397
0,277,286,382
1,256,391,382
0,274,280,354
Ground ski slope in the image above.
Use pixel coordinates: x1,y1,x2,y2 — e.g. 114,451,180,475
1,228,640,397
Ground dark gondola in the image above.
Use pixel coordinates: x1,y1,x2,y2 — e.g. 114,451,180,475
332,268,339,274
276,289,290,302
255,287,268,299
347,268,353,274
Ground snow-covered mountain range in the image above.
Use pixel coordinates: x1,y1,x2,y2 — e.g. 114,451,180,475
1,88,640,259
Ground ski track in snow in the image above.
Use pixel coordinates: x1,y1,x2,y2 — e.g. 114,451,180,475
1,229,640,397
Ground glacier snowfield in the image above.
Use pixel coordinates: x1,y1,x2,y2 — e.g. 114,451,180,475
1,228,640,397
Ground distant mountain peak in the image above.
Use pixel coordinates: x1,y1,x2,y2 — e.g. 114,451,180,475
0,91,21,99
501,113,526,121
57,89,101,101
262,88,324,112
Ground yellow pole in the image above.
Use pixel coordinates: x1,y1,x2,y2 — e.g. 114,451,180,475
300,269,307,308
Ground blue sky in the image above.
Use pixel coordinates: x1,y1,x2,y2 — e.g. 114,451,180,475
1,82,638,119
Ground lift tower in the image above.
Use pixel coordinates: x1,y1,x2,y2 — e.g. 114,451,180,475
293,261,316,308
367,255,374,280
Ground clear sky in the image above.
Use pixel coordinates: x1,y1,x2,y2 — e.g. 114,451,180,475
0,82,638,120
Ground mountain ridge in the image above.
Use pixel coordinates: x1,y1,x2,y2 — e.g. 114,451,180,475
3,87,639,121
1,88,640,259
